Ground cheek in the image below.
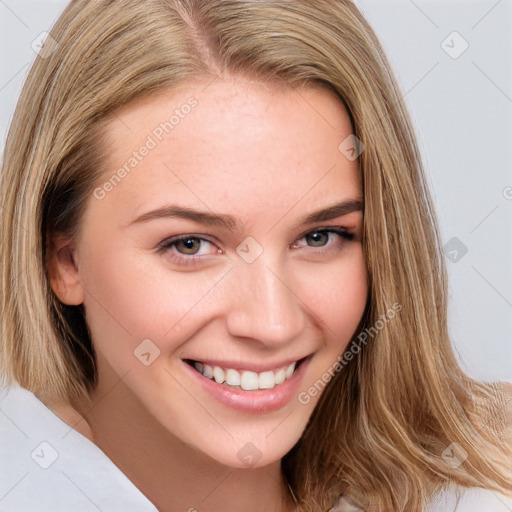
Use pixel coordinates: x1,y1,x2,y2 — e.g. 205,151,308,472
79,244,232,360
302,251,368,341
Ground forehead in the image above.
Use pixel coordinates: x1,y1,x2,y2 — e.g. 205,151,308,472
91,76,361,228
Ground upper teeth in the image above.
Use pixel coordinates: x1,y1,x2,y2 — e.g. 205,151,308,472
193,361,297,390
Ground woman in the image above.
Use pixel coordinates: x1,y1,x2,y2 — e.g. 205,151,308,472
0,1,511,511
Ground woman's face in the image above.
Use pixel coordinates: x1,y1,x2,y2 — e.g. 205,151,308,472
53,75,368,468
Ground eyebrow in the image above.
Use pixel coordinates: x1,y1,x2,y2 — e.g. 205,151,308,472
293,199,363,229
128,198,363,231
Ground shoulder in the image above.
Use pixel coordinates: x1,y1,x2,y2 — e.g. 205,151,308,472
329,485,512,512
496,378,512,449
501,379,512,428
39,393,95,442
428,484,512,512
331,494,366,511
0,382,158,511
430,377,512,512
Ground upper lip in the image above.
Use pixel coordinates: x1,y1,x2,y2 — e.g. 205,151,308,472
183,354,311,373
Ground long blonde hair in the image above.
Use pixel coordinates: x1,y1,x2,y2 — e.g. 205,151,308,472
1,1,510,510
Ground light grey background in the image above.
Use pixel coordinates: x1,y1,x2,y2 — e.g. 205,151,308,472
1,0,511,381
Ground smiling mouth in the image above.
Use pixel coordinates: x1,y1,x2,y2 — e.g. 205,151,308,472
184,357,307,391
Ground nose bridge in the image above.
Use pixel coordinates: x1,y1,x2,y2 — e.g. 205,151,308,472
225,254,305,345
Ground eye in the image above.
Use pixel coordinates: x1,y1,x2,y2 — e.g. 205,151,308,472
156,227,355,267
156,235,219,266
291,228,354,250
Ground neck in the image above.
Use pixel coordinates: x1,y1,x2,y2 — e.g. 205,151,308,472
68,373,296,512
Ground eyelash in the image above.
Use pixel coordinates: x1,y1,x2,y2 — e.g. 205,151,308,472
156,227,355,267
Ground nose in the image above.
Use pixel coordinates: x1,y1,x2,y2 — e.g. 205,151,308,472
224,256,306,347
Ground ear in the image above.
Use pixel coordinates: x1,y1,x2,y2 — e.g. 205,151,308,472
46,232,85,306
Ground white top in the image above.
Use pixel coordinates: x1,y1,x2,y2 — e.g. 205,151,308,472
1,383,511,512
0,383,157,511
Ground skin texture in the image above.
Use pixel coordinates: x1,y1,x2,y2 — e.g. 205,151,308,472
48,75,368,512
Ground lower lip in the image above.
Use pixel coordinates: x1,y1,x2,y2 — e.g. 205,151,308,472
182,356,311,414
